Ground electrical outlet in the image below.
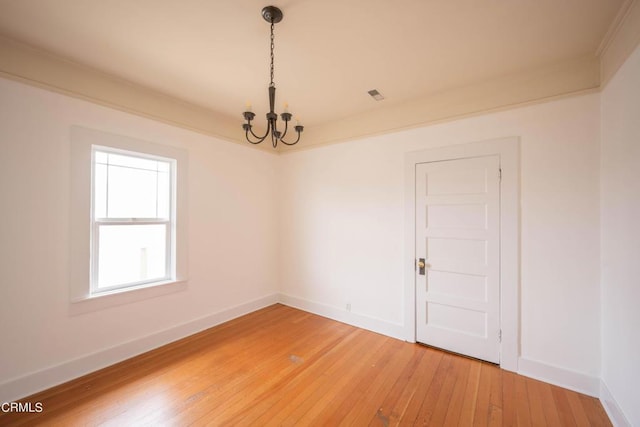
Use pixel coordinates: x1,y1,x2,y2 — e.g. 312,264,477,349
346,303,351,312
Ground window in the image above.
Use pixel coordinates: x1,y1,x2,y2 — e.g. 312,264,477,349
70,126,188,308
91,148,175,293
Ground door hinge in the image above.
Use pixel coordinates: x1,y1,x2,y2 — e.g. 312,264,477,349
498,330,502,343
498,168,502,180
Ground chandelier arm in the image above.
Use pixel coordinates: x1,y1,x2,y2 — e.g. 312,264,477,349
245,120,271,143
245,129,268,144
280,129,302,146
279,118,289,139
245,131,264,144
248,124,270,141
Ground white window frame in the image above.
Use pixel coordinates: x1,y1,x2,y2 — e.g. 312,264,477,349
70,127,188,312
90,146,176,295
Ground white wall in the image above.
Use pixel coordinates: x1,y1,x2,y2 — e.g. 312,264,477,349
0,77,279,400
0,66,619,407
280,94,602,381
600,42,640,426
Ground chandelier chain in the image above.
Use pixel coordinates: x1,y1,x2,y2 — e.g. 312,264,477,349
269,21,275,87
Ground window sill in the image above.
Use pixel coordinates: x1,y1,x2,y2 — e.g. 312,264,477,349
69,279,188,315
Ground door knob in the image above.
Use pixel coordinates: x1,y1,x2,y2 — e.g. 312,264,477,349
418,258,426,275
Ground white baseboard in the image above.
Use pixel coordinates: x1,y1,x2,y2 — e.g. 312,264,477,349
0,293,280,403
517,357,600,397
278,293,406,341
600,380,631,427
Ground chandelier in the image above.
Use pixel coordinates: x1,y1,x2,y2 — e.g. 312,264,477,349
242,6,303,148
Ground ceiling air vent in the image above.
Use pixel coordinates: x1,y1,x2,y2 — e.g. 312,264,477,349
367,89,385,101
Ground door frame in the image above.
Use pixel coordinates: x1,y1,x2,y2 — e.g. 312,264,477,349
404,137,520,372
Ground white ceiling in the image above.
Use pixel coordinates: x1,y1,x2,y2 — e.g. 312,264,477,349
0,0,627,131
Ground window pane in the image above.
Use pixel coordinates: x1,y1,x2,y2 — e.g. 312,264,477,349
157,161,170,173
157,170,170,218
107,165,159,218
95,151,108,163
94,163,107,218
97,224,167,288
106,152,159,171
93,150,172,219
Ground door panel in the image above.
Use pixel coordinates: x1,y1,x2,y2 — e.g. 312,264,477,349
427,270,487,301
427,203,487,229
415,155,500,363
426,303,487,336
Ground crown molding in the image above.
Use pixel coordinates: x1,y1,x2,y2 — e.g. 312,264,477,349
2,14,635,155
599,0,640,86
285,55,600,152
596,0,634,56
0,34,277,153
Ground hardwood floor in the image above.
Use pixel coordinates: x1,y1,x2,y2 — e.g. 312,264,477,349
0,304,611,426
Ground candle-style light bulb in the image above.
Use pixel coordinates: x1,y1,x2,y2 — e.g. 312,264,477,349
283,102,289,113
245,102,253,113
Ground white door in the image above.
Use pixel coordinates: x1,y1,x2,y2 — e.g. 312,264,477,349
415,155,501,363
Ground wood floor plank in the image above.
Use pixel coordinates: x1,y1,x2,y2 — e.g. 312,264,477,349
502,370,518,427
377,346,443,426
0,304,613,427
515,372,534,426
565,389,593,427
578,393,613,426
527,377,549,426
411,352,456,425
364,346,426,426
288,334,389,425
534,379,564,427
314,337,398,425
472,363,493,427
276,331,386,425
182,319,354,425
441,355,472,425
397,350,448,424
486,363,504,427
551,385,578,427
246,329,383,425
427,354,467,426
338,339,417,426
457,358,482,425
123,309,333,425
